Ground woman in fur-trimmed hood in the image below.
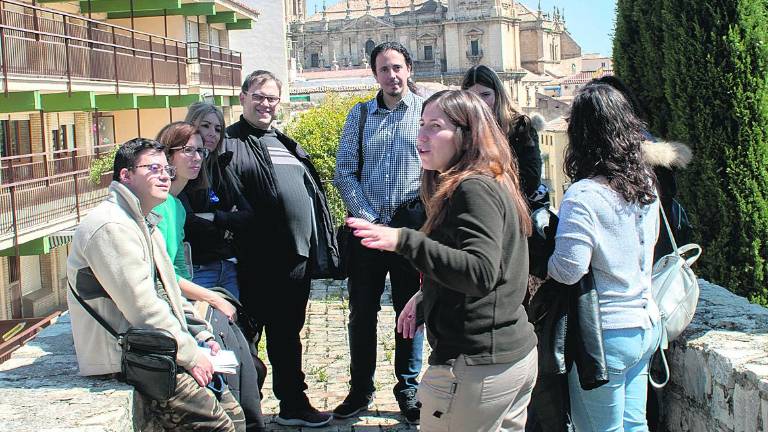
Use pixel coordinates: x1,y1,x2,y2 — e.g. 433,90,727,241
643,138,693,260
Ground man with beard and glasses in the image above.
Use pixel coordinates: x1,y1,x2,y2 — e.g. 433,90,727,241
333,41,424,425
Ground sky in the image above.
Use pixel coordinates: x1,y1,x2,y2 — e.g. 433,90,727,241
304,0,617,57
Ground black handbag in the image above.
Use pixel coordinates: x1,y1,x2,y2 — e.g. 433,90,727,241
335,102,368,280
69,284,178,401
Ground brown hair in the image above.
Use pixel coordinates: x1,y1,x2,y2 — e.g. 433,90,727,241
155,121,208,189
420,90,531,236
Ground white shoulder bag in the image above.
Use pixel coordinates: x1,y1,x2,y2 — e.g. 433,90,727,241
649,203,702,388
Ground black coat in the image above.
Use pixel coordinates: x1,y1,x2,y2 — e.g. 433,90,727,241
525,209,608,432
509,115,543,198
222,117,340,279
179,151,253,265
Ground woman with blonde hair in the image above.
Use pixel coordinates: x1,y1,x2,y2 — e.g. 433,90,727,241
180,102,252,300
347,90,538,431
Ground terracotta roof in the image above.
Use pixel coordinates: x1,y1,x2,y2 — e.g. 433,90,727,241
561,69,613,85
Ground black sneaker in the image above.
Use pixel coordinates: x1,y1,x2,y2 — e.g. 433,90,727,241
333,392,373,418
395,388,421,425
276,406,332,427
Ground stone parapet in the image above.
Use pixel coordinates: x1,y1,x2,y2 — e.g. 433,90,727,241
0,312,159,431
665,280,768,432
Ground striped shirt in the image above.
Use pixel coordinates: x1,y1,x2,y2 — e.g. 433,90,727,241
334,91,423,224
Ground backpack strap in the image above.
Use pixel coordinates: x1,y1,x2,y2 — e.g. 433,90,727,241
355,102,368,181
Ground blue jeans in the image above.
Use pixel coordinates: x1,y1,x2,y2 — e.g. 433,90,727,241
568,322,661,432
346,235,424,396
192,260,240,299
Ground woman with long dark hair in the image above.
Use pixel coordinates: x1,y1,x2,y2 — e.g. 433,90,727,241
347,90,537,431
461,64,542,198
548,83,661,431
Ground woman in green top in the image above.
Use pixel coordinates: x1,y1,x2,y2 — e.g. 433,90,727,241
154,121,236,319
347,90,537,431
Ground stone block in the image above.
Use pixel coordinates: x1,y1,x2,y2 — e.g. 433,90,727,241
680,346,711,401
711,384,732,428
733,382,759,432
761,397,768,432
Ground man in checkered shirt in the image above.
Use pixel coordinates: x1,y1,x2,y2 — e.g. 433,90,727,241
333,42,424,425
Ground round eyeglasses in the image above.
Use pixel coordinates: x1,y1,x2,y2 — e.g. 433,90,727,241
132,163,176,177
171,146,210,158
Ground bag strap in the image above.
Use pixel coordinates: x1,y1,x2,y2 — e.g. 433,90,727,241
649,334,671,388
658,201,680,253
355,102,368,182
68,282,120,340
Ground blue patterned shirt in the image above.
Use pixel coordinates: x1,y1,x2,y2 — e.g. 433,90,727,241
334,91,423,224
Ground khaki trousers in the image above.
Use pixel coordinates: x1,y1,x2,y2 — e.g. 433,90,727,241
418,348,537,432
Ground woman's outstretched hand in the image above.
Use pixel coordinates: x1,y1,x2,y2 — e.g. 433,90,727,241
346,217,400,252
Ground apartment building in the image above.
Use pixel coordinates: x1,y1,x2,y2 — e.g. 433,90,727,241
0,0,259,321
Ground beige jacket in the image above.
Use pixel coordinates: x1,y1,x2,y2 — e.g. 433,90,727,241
67,181,211,376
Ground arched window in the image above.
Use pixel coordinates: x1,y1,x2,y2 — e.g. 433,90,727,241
365,39,376,57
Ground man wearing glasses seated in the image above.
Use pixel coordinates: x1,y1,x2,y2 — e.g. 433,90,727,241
222,70,339,427
66,138,245,431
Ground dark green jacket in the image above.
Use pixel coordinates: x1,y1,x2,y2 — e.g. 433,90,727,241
397,175,537,365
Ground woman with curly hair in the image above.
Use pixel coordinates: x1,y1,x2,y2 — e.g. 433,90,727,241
347,90,537,431
548,83,661,432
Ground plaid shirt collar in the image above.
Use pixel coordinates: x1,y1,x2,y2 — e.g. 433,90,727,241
373,90,416,113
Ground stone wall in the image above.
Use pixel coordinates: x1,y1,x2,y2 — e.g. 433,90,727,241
0,313,160,431
0,280,765,430
664,280,768,432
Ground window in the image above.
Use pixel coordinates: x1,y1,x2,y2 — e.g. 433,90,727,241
52,124,76,153
209,27,220,46
470,40,479,56
0,120,32,157
94,114,115,153
6,256,19,285
185,19,199,43
424,45,433,61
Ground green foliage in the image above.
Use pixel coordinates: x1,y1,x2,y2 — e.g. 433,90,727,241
614,0,768,305
284,91,375,225
88,146,118,185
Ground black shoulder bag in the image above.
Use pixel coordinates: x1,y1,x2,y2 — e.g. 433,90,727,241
335,102,368,279
69,284,178,401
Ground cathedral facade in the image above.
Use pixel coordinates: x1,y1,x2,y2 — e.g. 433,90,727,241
286,0,581,105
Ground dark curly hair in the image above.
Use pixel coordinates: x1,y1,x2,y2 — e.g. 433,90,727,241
565,83,656,205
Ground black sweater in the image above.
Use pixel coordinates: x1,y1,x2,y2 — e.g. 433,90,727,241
396,176,537,366
509,115,542,198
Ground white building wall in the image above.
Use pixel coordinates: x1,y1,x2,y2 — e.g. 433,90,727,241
228,0,290,100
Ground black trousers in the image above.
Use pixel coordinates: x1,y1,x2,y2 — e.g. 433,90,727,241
238,254,312,412
346,235,423,395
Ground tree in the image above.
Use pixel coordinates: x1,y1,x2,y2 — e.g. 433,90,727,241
615,0,768,304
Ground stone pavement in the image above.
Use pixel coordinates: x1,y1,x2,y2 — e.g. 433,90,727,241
260,278,428,431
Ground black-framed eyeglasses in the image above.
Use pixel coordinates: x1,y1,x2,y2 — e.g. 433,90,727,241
170,145,210,158
246,92,280,105
131,163,176,177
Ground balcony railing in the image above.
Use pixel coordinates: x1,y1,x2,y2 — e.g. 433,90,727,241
0,148,116,184
187,41,241,90
0,162,110,242
0,0,187,92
